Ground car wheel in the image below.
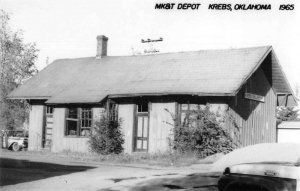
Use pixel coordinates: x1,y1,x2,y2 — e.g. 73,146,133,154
12,142,20,151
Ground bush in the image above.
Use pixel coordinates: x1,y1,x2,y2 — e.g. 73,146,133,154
171,105,234,158
88,114,124,155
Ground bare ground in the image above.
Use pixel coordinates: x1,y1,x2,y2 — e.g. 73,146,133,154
0,149,220,191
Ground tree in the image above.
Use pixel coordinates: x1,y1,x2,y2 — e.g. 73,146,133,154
0,10,38,131
295,84,300,107
275,84,300,124
276,106,299,124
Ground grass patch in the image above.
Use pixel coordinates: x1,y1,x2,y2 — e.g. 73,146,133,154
55,150,203,167
0,149,218,167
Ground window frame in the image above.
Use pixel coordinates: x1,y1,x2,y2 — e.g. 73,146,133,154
107,101,118,123
137,103,148,113
46,106,54,115
65,107,93,137
178,102,203,126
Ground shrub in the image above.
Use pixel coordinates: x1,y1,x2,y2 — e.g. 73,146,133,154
171,105,234,158
88,114,124,155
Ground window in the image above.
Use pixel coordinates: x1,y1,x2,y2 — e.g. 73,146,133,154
108,102,118,122
137,103,148,113
66,107,92,137
46,106,54,115
179,103,203,125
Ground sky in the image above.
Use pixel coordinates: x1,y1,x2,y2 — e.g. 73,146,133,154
1,0,300,95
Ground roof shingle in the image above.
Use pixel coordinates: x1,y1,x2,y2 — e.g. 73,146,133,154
8,46,292,104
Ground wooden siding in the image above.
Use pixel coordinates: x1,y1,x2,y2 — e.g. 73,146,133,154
51,107,103,152
148,102,175,153
52,107,65,152
118,104,134,153
28,105,45,151
228,67,277,147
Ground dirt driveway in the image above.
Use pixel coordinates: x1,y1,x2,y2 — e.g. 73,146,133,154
0,151,220,191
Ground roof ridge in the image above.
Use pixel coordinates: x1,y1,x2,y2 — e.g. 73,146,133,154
51,45,273,61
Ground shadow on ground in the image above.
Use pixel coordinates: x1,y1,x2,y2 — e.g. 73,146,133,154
101,172,220,191
0,157,95,186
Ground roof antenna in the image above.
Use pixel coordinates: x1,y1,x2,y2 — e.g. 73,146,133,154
141,37,163,54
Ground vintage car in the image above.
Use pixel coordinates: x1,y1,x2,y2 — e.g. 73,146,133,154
218,162,298,191
216,143,300,191
2,130,28,151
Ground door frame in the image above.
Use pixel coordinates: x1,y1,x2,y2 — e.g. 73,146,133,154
133,103,150,152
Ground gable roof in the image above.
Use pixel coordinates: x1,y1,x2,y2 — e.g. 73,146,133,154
8,46,294,104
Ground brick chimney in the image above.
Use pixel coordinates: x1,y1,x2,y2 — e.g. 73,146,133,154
96,35,108,59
